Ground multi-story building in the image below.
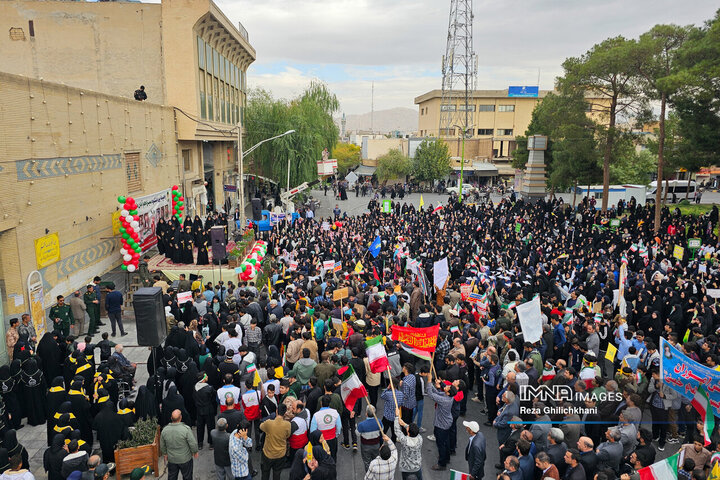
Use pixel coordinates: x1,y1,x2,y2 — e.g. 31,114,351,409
0,0,254,360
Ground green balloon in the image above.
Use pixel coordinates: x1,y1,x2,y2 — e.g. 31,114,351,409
177,201,184,207
122,233,129,240
118,196,126,203
134,246,141,253
130,209,138,215
240,265,246,272
248,259,257,265
121,264,128,271
119,227,126,234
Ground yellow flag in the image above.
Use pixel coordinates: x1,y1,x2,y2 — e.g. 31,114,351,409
268,277,272,293
419,195,425,208
354,261,363,274
708,461,720,480
275,366,284,379
605,343,618,363
253,370,262,387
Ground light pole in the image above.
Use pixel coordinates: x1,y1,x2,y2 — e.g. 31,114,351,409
235,128,295,228
453,124,474,202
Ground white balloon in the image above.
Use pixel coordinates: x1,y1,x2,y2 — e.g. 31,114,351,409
123,254,132,262
131,221,140,229
127,264,136,272
121,209,129,217
120,248,127,255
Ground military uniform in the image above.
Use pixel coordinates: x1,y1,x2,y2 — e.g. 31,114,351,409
49,303,72,337
84,290,100,334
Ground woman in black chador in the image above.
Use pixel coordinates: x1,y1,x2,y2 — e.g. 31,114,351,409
196,229,210,265
180,225,195,264
155,218,168,256
20,358,46,426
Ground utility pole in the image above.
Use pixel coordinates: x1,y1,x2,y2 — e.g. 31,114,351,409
371,82,374,133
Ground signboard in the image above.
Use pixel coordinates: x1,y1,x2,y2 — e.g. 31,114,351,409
134,190,171,251
673,245,685,261
460,284,472,301
223,184,238,192
333,287,349,301
34,232,61,269
323,260,336,271
112,210,123,236
289,261,298,271
177,291,193,304
515,222,522,233
610,218,620,228
688,238,701,249
508,86,539,97
27,271,46,338
317,159,338,176
382,200,392,214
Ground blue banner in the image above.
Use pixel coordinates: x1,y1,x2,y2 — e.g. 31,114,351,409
660,337,720,415
508,86,539,97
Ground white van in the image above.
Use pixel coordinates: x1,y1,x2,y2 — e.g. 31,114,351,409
646,180,697,203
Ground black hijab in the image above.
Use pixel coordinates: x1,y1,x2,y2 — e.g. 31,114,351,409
135,385,157,420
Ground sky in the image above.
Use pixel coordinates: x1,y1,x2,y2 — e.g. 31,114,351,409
215,0,719,115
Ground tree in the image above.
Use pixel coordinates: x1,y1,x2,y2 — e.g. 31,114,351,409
332,143,361,175
512,91,602,192
244,81,339,189
376,149,411,182
560,36,648,211
635,24,690,231
610,145,657,185
412,138,451,184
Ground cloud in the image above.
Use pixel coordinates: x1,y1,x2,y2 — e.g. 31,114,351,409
216,0,719,114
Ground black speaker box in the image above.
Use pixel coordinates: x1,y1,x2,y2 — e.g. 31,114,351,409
132,287,167,347
210,226,227,261
251,198,263,221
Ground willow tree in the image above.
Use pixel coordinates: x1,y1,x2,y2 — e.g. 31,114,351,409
244,81,340,189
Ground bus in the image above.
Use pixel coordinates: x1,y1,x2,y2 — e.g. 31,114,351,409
646,180,697,203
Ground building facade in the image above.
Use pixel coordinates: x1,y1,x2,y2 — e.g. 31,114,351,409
0,0,255,359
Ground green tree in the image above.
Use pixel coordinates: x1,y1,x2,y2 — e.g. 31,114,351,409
244,81,339,189
376,149,411,182
610,146,657,185
412,138,451,184
331,143,361,175
560,36,648,212
635,24,690,231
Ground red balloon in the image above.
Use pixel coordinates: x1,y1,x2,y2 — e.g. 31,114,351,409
178,196,184,202
179,206,184,210
132,253,140,259
172,185,179,190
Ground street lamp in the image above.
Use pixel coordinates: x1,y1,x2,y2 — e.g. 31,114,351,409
453,124,474,202
236,127,295,228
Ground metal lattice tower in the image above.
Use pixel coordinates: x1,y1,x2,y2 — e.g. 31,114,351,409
439,0,477,138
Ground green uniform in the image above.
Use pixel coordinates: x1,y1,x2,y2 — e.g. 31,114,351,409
84,291,100,334
49,303,72,337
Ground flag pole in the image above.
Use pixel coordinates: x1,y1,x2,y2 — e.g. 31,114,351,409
364,394,383,431
430,350,437,381
387,366,399,410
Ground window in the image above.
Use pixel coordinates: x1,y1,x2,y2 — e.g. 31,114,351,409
478,105,495,112
498,105,515,112
497,129,514,136
182,149,192,171
125,152,142,192
199,71,206,119
439,128,456,136
585,103,593,112
197,37,205,69
458,104,476,112
206,44,213,75
440,104,457,112
477,129,493,135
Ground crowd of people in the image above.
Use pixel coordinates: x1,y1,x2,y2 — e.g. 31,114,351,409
3,192,720,480
154,212,229,266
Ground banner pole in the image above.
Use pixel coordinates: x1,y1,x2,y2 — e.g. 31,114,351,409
364,394,383,431
387,365,399,410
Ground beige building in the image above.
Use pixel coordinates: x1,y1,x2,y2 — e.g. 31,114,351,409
1,0,255,215
0,0,255,360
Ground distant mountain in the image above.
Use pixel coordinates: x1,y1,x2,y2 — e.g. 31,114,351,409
336,107,418,134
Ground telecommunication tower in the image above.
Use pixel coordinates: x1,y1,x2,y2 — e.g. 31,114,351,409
439,0,477,138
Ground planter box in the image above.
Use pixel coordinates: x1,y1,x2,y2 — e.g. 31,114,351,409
113,428,160,480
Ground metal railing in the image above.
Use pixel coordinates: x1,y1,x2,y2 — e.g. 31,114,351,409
237,21,249,42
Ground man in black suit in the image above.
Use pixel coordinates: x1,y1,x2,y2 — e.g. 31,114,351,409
463,421,486,479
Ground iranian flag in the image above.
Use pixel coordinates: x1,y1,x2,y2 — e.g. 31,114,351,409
338,365,367,411
691,386,715,446
450,470,471,480
432,204,443,214
399,342,433,361
365,335,389,373
638,452,679,480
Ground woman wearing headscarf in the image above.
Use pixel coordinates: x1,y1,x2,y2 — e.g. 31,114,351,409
146,345,163,377
8,361,24,424
91,387,114,417
117,398,136,429
43,434,67,480
51,408,78,444
0,367,21,431
171,224,184,264
309,444,337,479
0,448,9,474
135,385,158,421
180,224,195,264
3,430,28,470
192,215,204,246
19,358,46,426
12,333,32,364
161,385,189,427
66,378,93,445
92,400,129,463
45,377,66,446
195,229,210,265
155,218,168,256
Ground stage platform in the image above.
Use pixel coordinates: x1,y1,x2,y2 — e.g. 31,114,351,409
147,253,237,284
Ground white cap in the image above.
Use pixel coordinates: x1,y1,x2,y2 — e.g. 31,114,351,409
463,420,480,433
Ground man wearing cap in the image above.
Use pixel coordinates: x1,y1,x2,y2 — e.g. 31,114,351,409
464,420,486,480
129,466,151,480
93,464,110,480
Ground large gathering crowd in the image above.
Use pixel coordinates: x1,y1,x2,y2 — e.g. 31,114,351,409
3,193,720,480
